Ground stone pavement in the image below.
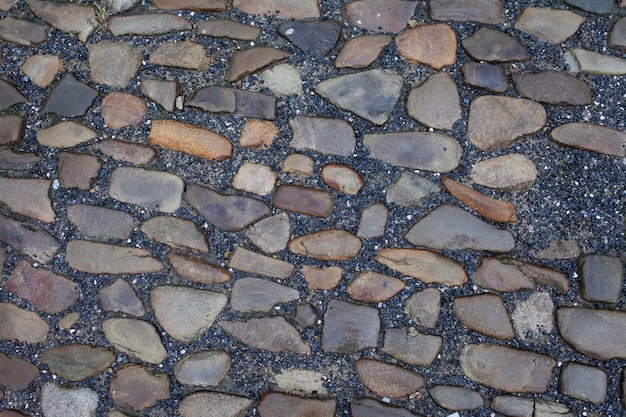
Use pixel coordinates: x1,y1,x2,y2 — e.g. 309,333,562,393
0,0,625,416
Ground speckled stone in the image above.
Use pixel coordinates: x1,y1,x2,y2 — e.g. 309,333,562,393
101,91,147,129
149,119,233,161
473,257,569,293
198,19,260,40
94,139,156,164
58,153,101,190
66,240,164,274
108,14,192,36
153,0,228,11
0,177,55,222
89,41,142,88
41,383,98,417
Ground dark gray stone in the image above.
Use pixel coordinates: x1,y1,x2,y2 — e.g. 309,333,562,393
42,73,97,117
559,362,607,403
234,89,276,120
0,79,26,111
462,62,507,92
557,308,626,360
278,20,341,57
289,116,356,156
186,86,236,113
230,277,299,313
295,303,317,328
565,0,614,14
578,254,623,303
462,28,530,62
512,71,592,106
322,299,380,354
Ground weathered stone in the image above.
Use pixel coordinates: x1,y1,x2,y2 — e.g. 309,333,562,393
382,327,442,367
557,308,626,360
513,71,591,106
99,278,146,316
106,0,139,13
289,116,355,156
301,265,343,290
405,205,515,252
0,302,48,343
559,362,607,403
22,54,61,87
153,0,228,11
179,392,252,417
471,154,538,190
101,92,146,130
89,41,141,88
273,369,326,394
0,214,60,263
549,122,626,157
278,20,340,57
473,257,570,293
407,72,460,130
149,119,232,161
103,318,167,364
41,383,98,417
454,293,515,339
109,167,184,213
515,7,585,44
0,79,25,111
42,345,115,381
295,303,318,328
95,139,156,164
609,17,626,52
42,73,97,117
377,248,467,286
348,270,405,303
7,261,79,314
0,115,24,144
150,40,211,70
258,392,335,417
239,119,278,149
0,150,41,171
226,47,289,82
462,28,530,62
231,277,299,312
351,398,422,417
233,0,320,19
335,34,391,69
460,343,555,393
233,162,277,195
578,254,623,303
151,286,227,342
260,63,303,96
565,48,626,75
461,62,507,93
0,0,16,10
219,317,310,354
396,24,456,69
0,16,48,46
109,364,170,411
315,69,403,125
0,353,38,390
67,204,135,241
322,299,379,353
430,0,504,24
429,385,485,410
67,240,163,274
141,216,208,253
0,177,54,222
534,239,581,260
198,19,260,40
341,0,416,33
228,246,294,279
58,153,101,190
357,203,388,239
355,359,425,399
386,171,439,207
246,212,290,254
290,229,361,261
273,185,334,218
282,154,314,176
141,79,179,113
168,251,231,284
468,96,546,151
321,163,362,195
187,85,236,113
405,287,440,328
441,177,517,223
564,0,614,14
108,14,191,36
233,89,277,120
28,0,96,42
174,350,231,387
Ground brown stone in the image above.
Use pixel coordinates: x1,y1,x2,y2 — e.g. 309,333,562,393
340,0,417,33
89,41,142,88
67,204,135,241
453,293,515,340
282,154,314,176
430,0,504,24
22,54,62,88
0,150,41,171
66,240,164,274
462,28,530,62
321,163,363,195
37,121,96,148
0,79,25,111
179,392,252,417
198,19,260,40
473,257,570,293
0,115,25,144
472,154,538,190
289,229,361,261
153,0,228,11
229,246,294,279
149,40,211,70
99,278,146,316
515,7,585,44
58,153,101,190
0,16,48,46
429,385,485,411
141,216,209,253
0,214,60,263
557,308,626,360
382,327,442,367
28,0,96,42
355,359,425,399
168,251,231,284
301,265,343,290
549,123,626,157
149,119,232,161
335,34,391,69
0,302,48,343
233,0,320,19
396,24,457,69
273,184,334,218
239,119,278,149
0,177,55,222
110,364,170,411
232,162,277,195
347,270,405,303
41,345,115,381
95,139,156,165
376,248,467,286
258,392,335,417
225,47,290,82
7,261,79,314
101,92,147,130
441,176,517,223
219,317,310,354
0,353,38,390
512,71,592,106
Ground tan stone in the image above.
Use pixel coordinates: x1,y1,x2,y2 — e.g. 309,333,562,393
103,318,167,364
110,364,170,411
289,229,361,261
149,119,232,161
355,359,425,399
301,265,343,290
239,119,278,149
321,163,363,195
0,177,55,222
226,47,290,82
94,139,156,165
36,121,96,148
0,303,48,342
149,40,211,70
473,257,570,293
273,185,334,218
376,248,467,286
198,19,260,40
471,154,538,190
396,24,456,69
168,252,231,284
233,162,277,195
66,240,164,274
282,154,314,176
22,54,62,88
515,7,585,44
179,392,252,417
141,216,209,253
101,92,147,130
453,293,515,340
549,122,626,157
28,0,96,42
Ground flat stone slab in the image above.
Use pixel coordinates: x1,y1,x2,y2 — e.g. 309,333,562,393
578,254,623,303
101,92,147,129
141,216,209,253
41,383,98,417
149,40,211,70
109,364,170,411
364,132,461,172
149,119,232,161
462,28,530,62
382,327,442,367
0,114,25,144
302,265,343,290
405,287,441,328
67,204,135,241
0,214,60,263
335,34,391,69
153,0,228,11
322,299,379,353
357,203,388,238
609,16,626,52
453,293,515,340
492,396,573,417
347,270,405,303
232,162,277,195
565,48,626,75
404,204,515,252
515,7,585,44
22,54,62,87
376,248,467,286
41,345,115,381
66,240,164,274
565,0,614,14
0,177,55,222
37,121,96,148
233,0,320,19
460,343,555,393
230,277,299,312
94,139,156,164
289,229,361,261
225,47,289,82
511,292,554,342
471,154,538,190
42,73,97,117
0,16,48,46
396,24,457,69
473,257,570,293
549,122,626,157
28,0,96,42
512,71,591,105
0,352,39,390
89,41,142,88
257,392,335,417
351,398,422,417
109,167,184,213
441,176,517,223
151,286,227,342
108,14,192,36
179,392,252,417
355,358,425,399
315,69,403,125
0,79,25,111
557,308,626,360
277,20,340,57
340,0,416,33
430,0,504,24
245,212,290,254
0,302,48,343
141,79,179,112
229,246,294,279
219,317,310,354
0,150,40,171
462,62,507,93
289,116,356,156
233,90,277,120
168,252,231,284
406,72,461,130
559,362,607,403
99,278,146,316
174,350,231,387
429,386,485,411
103,318,167,364
273,184,334,218
198,19,260,40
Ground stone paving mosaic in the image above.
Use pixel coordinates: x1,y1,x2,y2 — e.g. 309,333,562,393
0,0,625,416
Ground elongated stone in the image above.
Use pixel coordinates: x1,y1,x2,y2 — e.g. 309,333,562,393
168,252,231,284
198,19,260,40
179,392,252,417
149,119,232,161
233,0,320,19
219,317,310,354
153,0,228,11
441,177,517,223
289,116,356,156
234,90,277,120
149,40,211,70
0,150,41,171
103,318,167,363
473,257,570,293
355,359,425,399
351,398,422,417
108,14,192,36
429,386,485,411
0,214,59,263
141,216,209,253
258,392,335,417
462,28,530,62
549,122,626,157
430,0,504,24
37,121,96,148
109,167,184,213
565,48,626,75
67,204,135,241
42,345,115,381
229,246,294,279
376,248,467,286
0,16,48,46
66,240,164,274
0,177,55,223
28,0,96,42
273,185,334,218
187,85,236,113
471,154,538,190
94,139,156,164
512,71,591,106
347,271,405,303
340,0,417,33
230,277,299,312
289,229,361,261
557,308,626,360
225,47,289,82
0,303,48,343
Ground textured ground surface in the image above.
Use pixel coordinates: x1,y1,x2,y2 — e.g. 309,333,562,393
0,0,625,416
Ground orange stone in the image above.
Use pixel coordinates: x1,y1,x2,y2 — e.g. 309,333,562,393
396,24,457,69
148,119,232,161
239,119,278,149
441,176,517,223
101,92,147,130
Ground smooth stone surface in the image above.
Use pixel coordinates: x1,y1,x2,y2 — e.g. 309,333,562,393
515,7,585,44
557,308,626,360
453,293,515,339
321,163,362,195
101,92,147,129
89,41,142,88
473,257,569,293
396,24,457,69
151,286,227,342
141,79,179,112
198,19,260,40
355,359,425,399
174,350,231,387
95,139,156,164
228,246,294,279
322,299,379,353
282,153,314,176
277,20,340,57
257,392,335,417
0,16,48,46
22,54,62,87
335,34,391,69
429,385,485,410
260,63,303,96
492,396,574,417
219,317,310,354
225,47,289,82
179,392,252,417
441,177,517,223
0,302,48,343
58,153,101,190
0,353,38,390
315,69,403,125
295,303,318,328
347,270,405,303
534,239,581,260
245,212,290,253
273,184,334,218
565,48,626,75
99,278,146,316
376,248,467,286
462,62,507,93
386,171,440,207
357,203,388,238
289,229,362,261
471,154,538,190
512,71,591,106
364,131,461,172
233,89,277,120
67,240,163,274
406,72,461,130
232,162,277,195
405,205,515,252
301,265,343,290
382,327,442,367
103,318,167,364
430,0,504,24
559,362,607,403
149,40,211,70
37,121,96,149
609,17,626,52
67,204,135,241
549,122,626,157
405,287,441,328
149,119,232,161
153,0,228,11
0,149,41,171
289,116,355,156
351,398,422,417
340,0,417,33
233,0,320,18
468,95,546,151
109,364,170,411
0,114,25,144
188,86,236,112
0,177,55,222
28,0,96,42
42,73,97,117
108,14,192,36
564,0,614,14
141,216,209,253
7,261,79,314
578,254,623,303
0,214,60,263
462,28,530,62
109,167,183,213
230,277,299,312
0,79,25,111
240,119,278,149
41,345,115,381
168,252,231,284
41,383,98,417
